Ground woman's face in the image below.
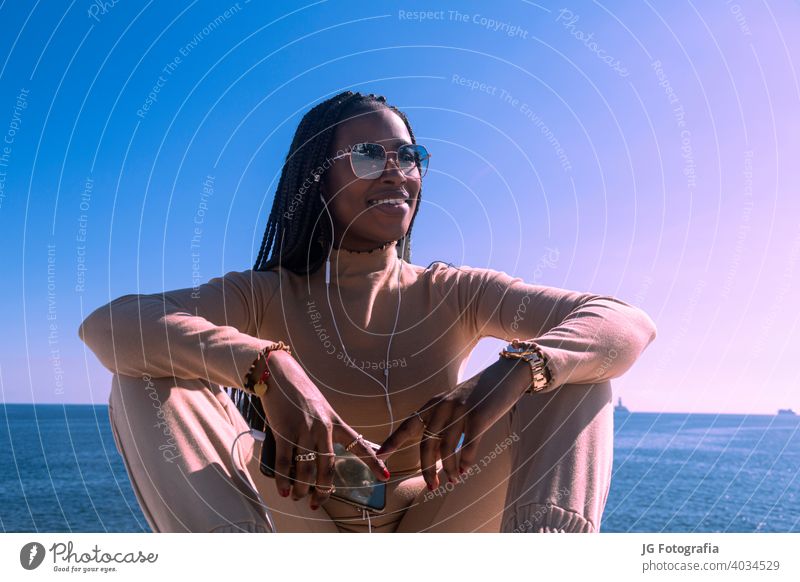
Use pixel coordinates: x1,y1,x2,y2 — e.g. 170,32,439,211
320,107,420,251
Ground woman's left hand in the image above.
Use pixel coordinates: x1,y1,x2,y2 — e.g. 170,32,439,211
377,358,530,490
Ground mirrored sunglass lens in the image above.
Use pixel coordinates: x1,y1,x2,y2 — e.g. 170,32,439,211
351,143,385,178
401,145,429,176
398,145,418,167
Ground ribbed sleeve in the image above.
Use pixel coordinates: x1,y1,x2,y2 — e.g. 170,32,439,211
435,264,658,392
77,269,281,393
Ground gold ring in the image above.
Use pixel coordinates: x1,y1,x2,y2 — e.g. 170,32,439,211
422,428,443,440
414,411,427,428
315,484,336,495
345,434,363,452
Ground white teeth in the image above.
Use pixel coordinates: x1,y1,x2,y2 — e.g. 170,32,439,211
368,198,406,206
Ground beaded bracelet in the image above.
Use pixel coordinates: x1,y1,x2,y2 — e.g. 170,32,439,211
244,341,292,396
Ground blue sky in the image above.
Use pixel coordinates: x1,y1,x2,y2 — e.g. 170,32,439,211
1,1,798,413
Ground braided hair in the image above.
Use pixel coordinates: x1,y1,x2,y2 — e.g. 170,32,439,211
226,90,424,429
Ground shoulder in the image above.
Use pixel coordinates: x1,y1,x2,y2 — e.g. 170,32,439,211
405,260,523,297
215,267,279,287
429,261,520,284
213,268,282,303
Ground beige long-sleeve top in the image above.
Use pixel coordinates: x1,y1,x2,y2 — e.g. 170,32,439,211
78,241,657,473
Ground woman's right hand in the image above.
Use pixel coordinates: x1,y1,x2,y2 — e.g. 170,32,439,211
254,349,390,510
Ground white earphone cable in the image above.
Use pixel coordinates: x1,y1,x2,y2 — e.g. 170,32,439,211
320,193,405,436
231,429,277,532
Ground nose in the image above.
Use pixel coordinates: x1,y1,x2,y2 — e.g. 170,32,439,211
381,152,407,184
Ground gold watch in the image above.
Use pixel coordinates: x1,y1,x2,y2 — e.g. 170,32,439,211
499,339,552,393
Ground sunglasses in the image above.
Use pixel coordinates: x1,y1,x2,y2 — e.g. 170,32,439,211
331,142,431,180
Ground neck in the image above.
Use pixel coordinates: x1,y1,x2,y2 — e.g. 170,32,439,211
325,239,401,277
333,240,394,254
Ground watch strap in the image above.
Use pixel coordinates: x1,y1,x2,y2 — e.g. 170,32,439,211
499,339,552,393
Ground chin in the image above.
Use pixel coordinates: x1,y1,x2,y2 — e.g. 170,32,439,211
376,229,405,243
359,224,403,241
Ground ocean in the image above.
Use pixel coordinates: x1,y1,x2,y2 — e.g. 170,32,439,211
1,404,798,532
604,411,799,532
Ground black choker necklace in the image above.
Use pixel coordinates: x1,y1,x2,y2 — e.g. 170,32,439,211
335,240,393,254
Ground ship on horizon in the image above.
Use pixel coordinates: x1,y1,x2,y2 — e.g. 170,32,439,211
614,397,630,414
776,408,797,416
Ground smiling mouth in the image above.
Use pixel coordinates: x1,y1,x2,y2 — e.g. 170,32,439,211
366,190,411,208
367,197,408,208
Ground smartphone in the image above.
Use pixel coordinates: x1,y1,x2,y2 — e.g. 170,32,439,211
259,424,386,513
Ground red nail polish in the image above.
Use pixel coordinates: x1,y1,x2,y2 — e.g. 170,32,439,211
310,504,318,510
427,483,434,490
382,467,391,479
279,488,290,497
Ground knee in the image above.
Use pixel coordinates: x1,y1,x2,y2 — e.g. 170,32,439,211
110,374,217,409
112,373,211,393
513,379,613,428
108,373,228,452
110,374,172,418
550,379,613,406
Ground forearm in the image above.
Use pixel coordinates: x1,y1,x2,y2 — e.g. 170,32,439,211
244,344,293,396
530,298,657,391
462,355,534,419
456,265,658,393
78,293,277,388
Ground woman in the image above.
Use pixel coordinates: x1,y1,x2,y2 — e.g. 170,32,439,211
78,90,657,533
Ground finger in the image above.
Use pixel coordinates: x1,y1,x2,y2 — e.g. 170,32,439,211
291,434,317,500
310,431,335,510
420,406,450,490
457,419,486,474
273,431,296,498
377,411,425,461
440,418,465,484
335,424,390,482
